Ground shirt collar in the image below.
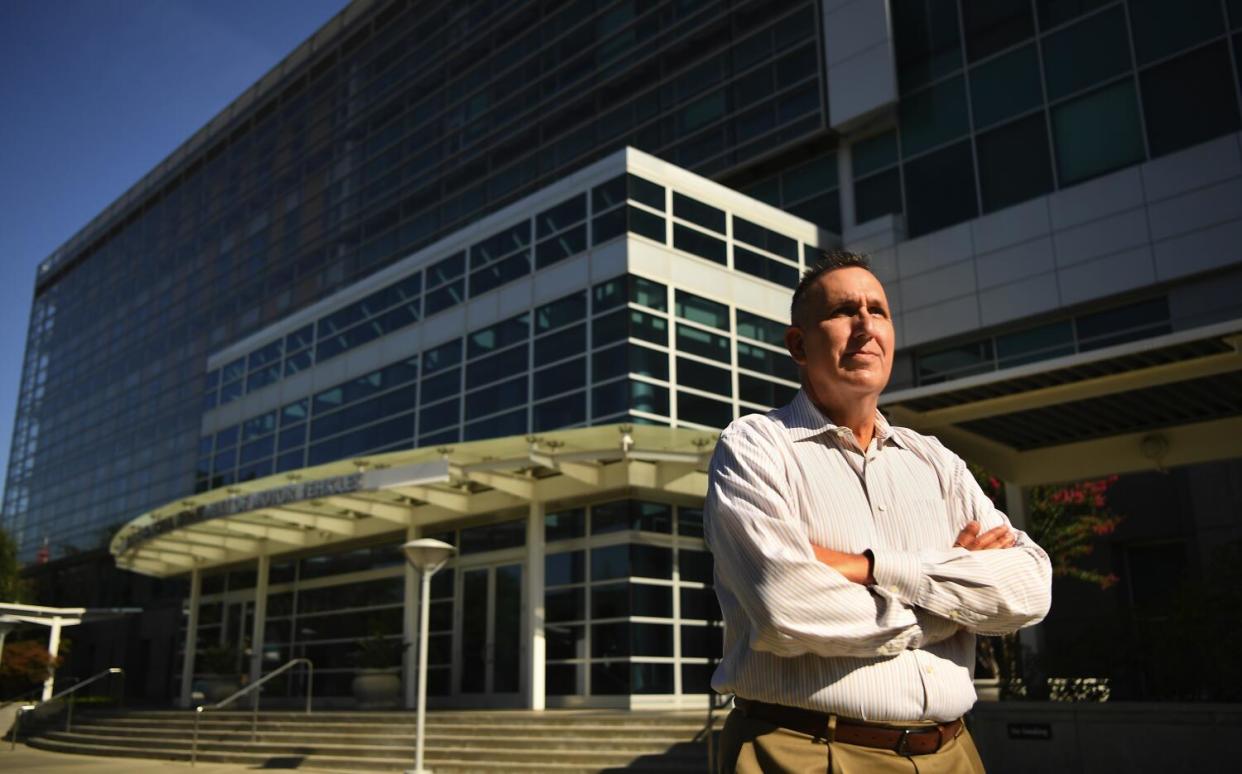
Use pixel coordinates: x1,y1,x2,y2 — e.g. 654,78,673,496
783,389,903,449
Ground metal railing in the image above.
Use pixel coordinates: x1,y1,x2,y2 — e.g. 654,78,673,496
8,668,124,750
191,657,313,767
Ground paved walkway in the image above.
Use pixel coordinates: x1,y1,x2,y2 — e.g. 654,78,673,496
0,745,304,772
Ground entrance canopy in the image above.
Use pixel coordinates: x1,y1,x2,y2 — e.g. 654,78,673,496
111,423,717,578
880,320,1242,486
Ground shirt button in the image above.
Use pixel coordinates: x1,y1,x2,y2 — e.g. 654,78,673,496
877,504,887,512
925,666,934,674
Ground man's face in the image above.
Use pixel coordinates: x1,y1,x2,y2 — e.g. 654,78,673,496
784,266,894,404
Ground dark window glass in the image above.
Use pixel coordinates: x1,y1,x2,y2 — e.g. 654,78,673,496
678,507,705,539
248,340,282,370
899,76,970,157
631,380,670,416
419,397,459,432
593,344,628,381
977,113,1054,213
1076,297,1170,350
970,44,1042,130
536,195,586,238
422,339,462,374
278,424,305,453
737,342,798,382
243,411,276,440
545,662,582,694
917,339,994,384
426,251,465,285
222,357,245,383
628,175,666,210
629,344,669,380
852,131,899,178
459,518,526,554
470,221,530,268
534,358,585,399
786,189,841,234
533,391,586,430
1051,79,1144,185
627,206,666,242
536,292,587,332
902,140,978,237
681,586,722,620
732,217,798,261
677,357,732,397
961,0,1034,61
535,324,586,366
679,549,714,584
592,309,628,348
739,374,798,407
682,664,715,694
592,500,673,534
283,349,313,377
736,310,788,347
854,169,903,223
469,251,530,296
675,291,730,331
546,509,585,542
996,320,1075,367
465,375,528,419
1129,0,1225,65
629,310,669,346
1041,6,1131,101
464,406,526,440
285,324,314,353
546,588,585,622
536,224,588,268
592,175,626,212
424,279,464,315
215,425,239,449
281,399,309,425
677,391,735,428
587,662,672,695
1035,0,1112,28
590,543,672,580
629,276,667,311
893,0,963,93
592,276,626,312
676,324,730,363
734,246,799,288
546,551,585,587
468,314,528,358
673,224,726,264
672,193,726,233
421,368,460,404
592,379,628,418
592,205,626,244
1141,42,1241,158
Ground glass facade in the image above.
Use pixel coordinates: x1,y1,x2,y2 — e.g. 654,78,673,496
870,0,1242,234
4,0,831,561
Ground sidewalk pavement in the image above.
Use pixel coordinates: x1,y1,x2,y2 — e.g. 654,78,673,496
0,744,355,772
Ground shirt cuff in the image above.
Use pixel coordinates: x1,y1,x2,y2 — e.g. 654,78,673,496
870,550,924,604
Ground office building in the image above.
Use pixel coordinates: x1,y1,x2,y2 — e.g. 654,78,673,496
7,0,1242,706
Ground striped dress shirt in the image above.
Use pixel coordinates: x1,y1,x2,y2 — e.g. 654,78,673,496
704,389,1052,722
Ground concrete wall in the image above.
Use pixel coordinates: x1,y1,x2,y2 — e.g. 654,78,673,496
970,701,1242,774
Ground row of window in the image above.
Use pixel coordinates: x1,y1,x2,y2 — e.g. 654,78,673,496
857,1,1242,235
203,172,811,411
915,296,1172,385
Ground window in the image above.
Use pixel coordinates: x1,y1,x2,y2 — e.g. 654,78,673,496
536,195,586,238
854,169,903,224
673,224,726,264
899,76,970,157
961,0,1034,62
732,217,798,261
1129,0,1225,65
676,324,730,363
1076,297,1170,350
677,391,734,428
628,206,666,242
734,246,799,287
737,310,787,346
629,276,667,311
970,44,1042,130
996,320,1075,367
1051,79,1144,185
1140,43,1241,158
533,391,586,430
673,193,726,234
902,140,978,237
893,0,963,93
675,291,730,331
917,339,994,384
976,113,1054,213
1035,0,1112,29
592,500,673,534
536,292,587,333
1041,6,1131,101
677,357,732,397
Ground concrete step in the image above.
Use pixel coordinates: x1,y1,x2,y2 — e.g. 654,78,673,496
59,723,706,751
74,717,716,738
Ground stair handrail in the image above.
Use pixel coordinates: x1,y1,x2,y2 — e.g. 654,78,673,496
7,668,123,750
191,657,313,767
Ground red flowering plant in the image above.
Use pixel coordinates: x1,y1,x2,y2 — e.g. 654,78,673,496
970,467,1123,700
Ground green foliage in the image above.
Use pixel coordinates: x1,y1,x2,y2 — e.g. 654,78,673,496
0,526,29,602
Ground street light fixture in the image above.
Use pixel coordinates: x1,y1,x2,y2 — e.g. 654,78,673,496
401,538,456,774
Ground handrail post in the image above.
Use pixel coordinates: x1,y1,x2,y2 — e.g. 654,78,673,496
305,661,313,714
192,707,201,767
8,708,18,751
66,690,75,733
252,683,259,743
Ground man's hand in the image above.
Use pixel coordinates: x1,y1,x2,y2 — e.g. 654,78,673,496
810,544,875,585
953,521,1016,550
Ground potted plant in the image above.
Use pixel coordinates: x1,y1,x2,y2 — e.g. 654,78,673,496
195,645,242,703
350,632,403,708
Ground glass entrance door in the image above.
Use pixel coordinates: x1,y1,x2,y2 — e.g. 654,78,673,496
459,562,523,701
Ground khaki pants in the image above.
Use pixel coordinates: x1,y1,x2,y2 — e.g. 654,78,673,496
717,708,987,774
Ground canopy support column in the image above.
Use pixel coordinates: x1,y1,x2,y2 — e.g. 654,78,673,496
525,501,546,711
403,524,420,710
179,567,202,707
41,618,63,701
248,552,270,702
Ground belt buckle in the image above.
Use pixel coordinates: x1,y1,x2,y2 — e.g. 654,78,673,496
895,728,912,756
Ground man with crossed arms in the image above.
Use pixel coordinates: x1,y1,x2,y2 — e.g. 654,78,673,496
705,251,1052,772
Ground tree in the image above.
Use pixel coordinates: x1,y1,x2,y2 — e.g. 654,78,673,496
0,526,28,602
971,469,1123,699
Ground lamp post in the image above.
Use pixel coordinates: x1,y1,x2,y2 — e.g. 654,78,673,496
402,538,455,774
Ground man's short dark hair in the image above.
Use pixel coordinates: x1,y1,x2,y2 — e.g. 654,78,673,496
790,250,873,325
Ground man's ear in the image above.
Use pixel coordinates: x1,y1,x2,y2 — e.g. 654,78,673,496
785,325,806,365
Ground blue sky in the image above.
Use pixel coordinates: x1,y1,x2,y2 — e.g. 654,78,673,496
0,0,351,504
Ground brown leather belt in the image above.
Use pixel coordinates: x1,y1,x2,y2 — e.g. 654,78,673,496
735,698,963,756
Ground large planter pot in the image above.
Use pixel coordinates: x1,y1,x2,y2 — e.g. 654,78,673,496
352,670,401,709
199,675,242,704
